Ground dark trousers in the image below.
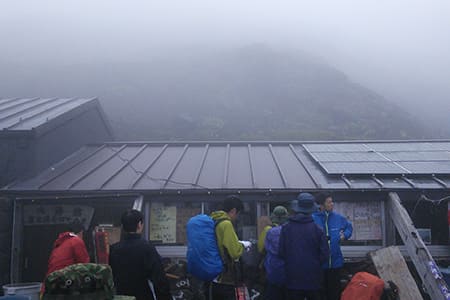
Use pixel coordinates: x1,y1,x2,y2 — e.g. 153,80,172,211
211,282,236,300
265,282,286,300
286,289,321,300
321,268,342,300
190,276,208,300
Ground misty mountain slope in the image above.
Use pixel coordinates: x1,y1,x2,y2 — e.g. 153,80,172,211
0,46,431,140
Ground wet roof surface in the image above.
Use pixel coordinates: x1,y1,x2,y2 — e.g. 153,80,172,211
5,141,450,192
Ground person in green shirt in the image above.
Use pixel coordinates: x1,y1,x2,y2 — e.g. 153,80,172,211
257,206,289,254
210,195,250,300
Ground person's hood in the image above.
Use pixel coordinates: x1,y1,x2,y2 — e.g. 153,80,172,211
210,210,231,222
289,213,313,223
53,232,77,248
270,206,289,224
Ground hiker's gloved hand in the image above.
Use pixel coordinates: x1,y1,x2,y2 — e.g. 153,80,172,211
240,240,252,251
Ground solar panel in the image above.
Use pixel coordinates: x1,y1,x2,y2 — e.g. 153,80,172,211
367,142,438,152
303,143,368,152
321,162,408,175
304,142,450,175
398,162,450,174
383,151,450,161
312,151,386,162
430,142,450,151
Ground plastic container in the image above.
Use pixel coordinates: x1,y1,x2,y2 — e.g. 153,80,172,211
2,283,41,300
0,296,30,300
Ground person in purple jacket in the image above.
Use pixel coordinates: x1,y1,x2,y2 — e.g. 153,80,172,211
264,206,289,300
279,193,329,300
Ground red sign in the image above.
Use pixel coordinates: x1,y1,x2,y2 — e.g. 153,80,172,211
448,202,450,225
95,231,109,264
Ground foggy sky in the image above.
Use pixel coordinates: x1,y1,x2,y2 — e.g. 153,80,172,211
1,0,450,130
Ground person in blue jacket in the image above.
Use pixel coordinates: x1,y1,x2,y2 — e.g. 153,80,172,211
312,192,353,300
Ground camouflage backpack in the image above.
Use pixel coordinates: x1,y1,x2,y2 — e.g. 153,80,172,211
43,263,115,300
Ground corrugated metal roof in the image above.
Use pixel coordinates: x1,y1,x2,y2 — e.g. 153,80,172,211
0,97,97,131
5,141,450,192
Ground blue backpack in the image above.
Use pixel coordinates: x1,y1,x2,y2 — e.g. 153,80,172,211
186,214,224,281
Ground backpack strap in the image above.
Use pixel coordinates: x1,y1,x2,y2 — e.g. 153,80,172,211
214,217,244,286
213,217,228,260
214,218,227,227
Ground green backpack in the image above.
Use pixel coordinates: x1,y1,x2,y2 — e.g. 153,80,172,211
43,263,115,300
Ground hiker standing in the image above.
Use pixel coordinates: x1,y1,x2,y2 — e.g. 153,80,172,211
210,195,251,300
109,209,171,300
312,192,353,300
42,221,90,295
279,193,328,300
263,206,289,300
257,206,289,254
45,221,90,276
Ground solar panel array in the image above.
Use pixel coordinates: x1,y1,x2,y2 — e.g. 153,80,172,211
303,142,450,175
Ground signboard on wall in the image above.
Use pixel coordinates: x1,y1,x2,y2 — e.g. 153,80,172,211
334,201,382,240
23,204,94,229
150,203,177,243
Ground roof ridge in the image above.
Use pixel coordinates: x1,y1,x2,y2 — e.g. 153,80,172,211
0,97,41,115
6,97,81,129
0,97,58,123
0,97,20,107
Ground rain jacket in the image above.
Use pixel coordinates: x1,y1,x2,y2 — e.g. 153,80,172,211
210,210,244,285
257,224,273,253
46,232,89,276
279,214,328,291
312,210,353,269
109,233,171,300
264,225,285,285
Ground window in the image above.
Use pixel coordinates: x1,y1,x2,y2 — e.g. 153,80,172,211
148,200,258,245
148,201,202,245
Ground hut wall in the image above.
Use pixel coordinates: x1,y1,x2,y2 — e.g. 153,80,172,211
0,197,13,295
0,136,35,187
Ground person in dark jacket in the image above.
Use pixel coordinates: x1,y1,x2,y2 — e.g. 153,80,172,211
109,209,171,300
279,193,328,300
312,192,353,300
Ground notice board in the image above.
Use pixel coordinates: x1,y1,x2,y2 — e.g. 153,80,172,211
150,203,177,243
333,201,382,240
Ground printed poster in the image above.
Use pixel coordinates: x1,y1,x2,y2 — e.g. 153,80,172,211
333,201,382,240
150,203,177,243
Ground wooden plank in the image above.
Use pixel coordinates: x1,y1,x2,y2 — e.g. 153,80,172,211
384,199,396,246
388,192,450,300
370,246,423,300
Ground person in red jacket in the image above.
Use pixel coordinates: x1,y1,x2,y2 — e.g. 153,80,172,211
46,221,90,276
